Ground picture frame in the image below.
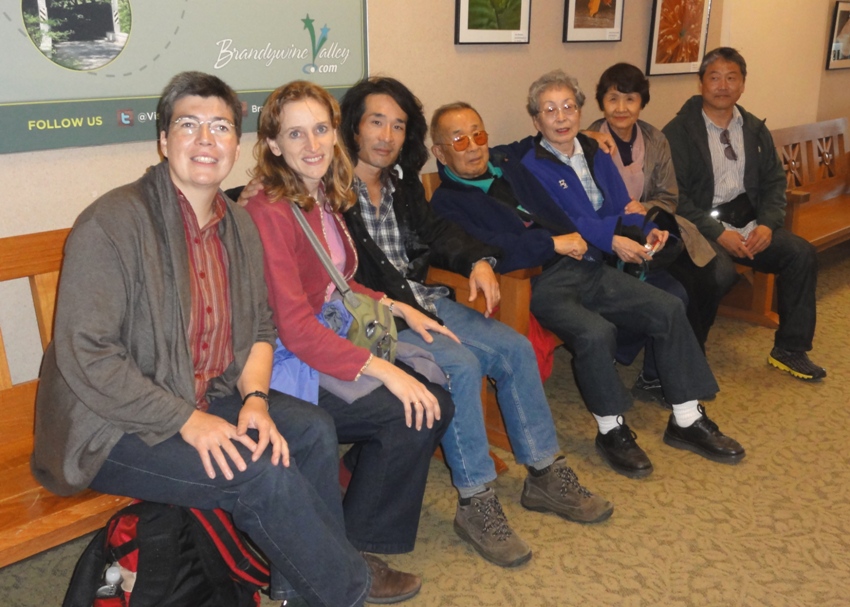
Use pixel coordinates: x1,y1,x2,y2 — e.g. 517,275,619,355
562,0,624,43
646,0,712,76
455,0,531,45
827,1,850,70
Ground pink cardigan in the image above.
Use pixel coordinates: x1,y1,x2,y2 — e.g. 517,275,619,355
245,191,384,381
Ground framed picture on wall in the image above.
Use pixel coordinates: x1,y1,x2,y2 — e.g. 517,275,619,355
455,0,531,44
827,1,850,69
562,0,624,42
646,0,712,75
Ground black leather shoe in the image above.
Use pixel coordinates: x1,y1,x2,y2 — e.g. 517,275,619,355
595,424,653,478
663,405,745,464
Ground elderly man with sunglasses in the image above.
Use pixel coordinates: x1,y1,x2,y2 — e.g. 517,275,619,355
429,100,746,481
335,77,614,569
663,47,825,381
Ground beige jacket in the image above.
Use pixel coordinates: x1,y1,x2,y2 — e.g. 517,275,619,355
588,118,716,267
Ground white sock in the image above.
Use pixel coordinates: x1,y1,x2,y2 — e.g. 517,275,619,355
594,414,623,435
671,400,702,427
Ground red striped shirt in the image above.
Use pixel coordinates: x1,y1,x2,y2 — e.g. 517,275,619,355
177,189,233,411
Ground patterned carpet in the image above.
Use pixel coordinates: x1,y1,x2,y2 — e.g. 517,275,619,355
2,242,847,607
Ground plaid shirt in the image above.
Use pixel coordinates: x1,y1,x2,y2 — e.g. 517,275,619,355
542,137,604,211
177,189,233,411
354,176,448,314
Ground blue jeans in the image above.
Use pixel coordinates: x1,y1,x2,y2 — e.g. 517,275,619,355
398,297,559,490
90,392,369,607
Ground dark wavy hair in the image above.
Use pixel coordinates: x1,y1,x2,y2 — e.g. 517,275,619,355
699,47,748,80
251,80,355,213
156,71,242,139
595,63,650,110
340,77,430,174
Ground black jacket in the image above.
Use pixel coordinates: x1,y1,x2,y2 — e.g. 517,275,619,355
662,95,787,241
342,169,501,325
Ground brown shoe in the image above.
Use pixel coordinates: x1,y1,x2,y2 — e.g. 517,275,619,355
362,553,422,604
521,457,614,523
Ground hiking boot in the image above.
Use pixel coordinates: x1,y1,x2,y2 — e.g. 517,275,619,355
631,372,672,409
521,456,613,523
663,405,746,464
768,347,826,381
595,424,653,479
453,488,531,568
362,553,421,604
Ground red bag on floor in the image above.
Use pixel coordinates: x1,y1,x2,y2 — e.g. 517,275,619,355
63,502,269,607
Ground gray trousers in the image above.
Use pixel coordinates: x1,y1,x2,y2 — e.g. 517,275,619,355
530,257,719,416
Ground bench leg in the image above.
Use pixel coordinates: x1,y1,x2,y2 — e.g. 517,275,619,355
718,269,780,329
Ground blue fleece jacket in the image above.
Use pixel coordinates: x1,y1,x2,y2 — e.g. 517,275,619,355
431,147,598,274
501,134,648,254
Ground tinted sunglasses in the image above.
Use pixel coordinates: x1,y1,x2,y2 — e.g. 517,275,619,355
438,130,488,152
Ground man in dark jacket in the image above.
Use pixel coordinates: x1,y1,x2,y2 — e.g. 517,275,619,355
663,47,824,381
429,100,745,483
339,77,614,569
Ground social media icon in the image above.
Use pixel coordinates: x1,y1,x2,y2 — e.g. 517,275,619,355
117,110,134,126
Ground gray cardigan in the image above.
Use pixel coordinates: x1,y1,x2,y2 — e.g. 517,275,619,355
31,162,276,495
588,118,715,267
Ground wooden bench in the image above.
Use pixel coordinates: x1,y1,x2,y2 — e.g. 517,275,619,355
718,118,850,328
0,229,132,568
772,117,850,250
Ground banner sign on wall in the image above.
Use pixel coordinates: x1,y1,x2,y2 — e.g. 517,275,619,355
1,0,368,154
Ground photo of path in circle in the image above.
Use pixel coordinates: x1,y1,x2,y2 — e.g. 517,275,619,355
22,0,132,70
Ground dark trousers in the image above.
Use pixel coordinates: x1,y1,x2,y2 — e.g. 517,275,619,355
90,393,369,607
710,227,818,351
667,251,738,351
615,268,689,378
324,364,454,555
530,257,719,416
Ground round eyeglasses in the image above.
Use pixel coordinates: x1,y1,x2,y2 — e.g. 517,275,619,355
539,103,579,118
172,116,236,137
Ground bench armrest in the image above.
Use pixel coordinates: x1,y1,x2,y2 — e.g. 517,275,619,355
424,265,542,334
787,189,811,204
499,267,542,280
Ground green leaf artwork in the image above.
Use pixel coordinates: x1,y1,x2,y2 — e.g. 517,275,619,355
468,0,522,31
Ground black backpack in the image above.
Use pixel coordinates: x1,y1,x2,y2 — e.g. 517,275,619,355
62,501,269,607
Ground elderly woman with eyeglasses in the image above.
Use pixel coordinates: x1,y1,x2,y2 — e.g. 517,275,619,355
501,68,690,405
587,63,725,354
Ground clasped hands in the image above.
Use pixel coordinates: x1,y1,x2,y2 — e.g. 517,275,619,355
717,225,772,260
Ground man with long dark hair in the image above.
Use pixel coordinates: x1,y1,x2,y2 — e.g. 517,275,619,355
339,77,614,569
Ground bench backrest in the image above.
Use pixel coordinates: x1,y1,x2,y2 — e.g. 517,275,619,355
772,117,848,189
422,171,442,202
0,229,69,457
0,229,136,569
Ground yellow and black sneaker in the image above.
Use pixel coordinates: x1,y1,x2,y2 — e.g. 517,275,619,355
768,347,827,380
